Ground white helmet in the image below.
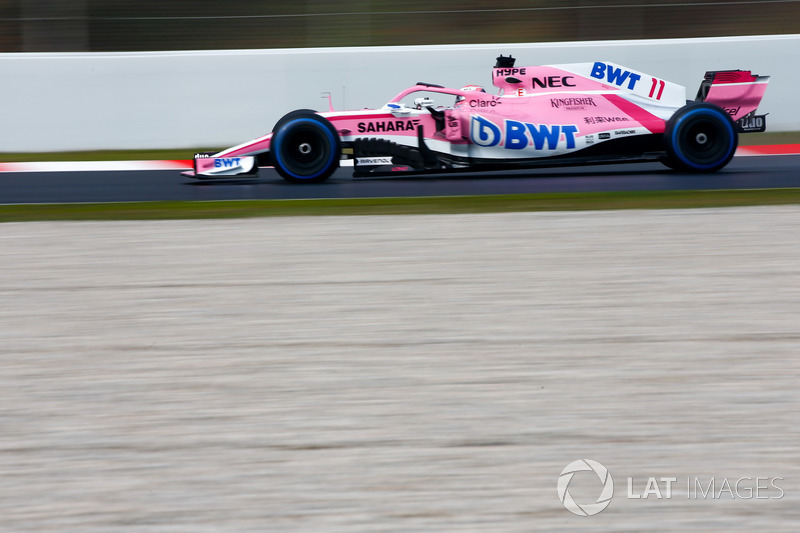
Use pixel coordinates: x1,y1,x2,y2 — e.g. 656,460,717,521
455,84,486,106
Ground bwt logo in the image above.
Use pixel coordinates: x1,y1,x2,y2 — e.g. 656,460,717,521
470,116,578,150
590,62,641,90
557,459,614,517
214,157,241,168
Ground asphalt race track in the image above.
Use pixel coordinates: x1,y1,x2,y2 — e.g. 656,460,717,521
2,155,800,204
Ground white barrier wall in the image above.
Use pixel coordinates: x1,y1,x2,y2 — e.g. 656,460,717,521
1,35,797,153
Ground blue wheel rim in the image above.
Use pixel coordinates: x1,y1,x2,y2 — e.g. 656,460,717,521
273,118,337,180
671,107,735,170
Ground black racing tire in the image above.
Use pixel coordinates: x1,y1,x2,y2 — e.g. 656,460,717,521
663,102,737,172
271,110,341,183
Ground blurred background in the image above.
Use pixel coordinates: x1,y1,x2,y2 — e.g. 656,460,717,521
2,0,799,52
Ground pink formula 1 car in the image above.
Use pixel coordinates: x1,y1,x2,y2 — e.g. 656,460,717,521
183,56,769,182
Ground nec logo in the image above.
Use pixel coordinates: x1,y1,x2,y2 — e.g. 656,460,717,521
214,158,241,168
590,62,641,90
531,76,576,89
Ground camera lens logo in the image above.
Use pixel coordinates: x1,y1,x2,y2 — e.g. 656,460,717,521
557,459,614,517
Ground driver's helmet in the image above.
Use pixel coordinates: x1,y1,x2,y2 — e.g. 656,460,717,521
455,84,486,106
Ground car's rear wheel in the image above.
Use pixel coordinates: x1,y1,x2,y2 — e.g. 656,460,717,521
271,110,340,183
663,103,737,172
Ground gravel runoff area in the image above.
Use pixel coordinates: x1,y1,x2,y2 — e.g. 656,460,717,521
1,207,799,532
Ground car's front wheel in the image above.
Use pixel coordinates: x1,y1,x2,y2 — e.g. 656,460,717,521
271,110,341,183
663,103,737,172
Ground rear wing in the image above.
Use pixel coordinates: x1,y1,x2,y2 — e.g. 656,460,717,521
696,70,770,132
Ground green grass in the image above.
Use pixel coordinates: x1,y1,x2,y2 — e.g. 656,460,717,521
2,189,799,223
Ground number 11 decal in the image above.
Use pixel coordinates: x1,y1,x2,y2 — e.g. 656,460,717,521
649,77,665,100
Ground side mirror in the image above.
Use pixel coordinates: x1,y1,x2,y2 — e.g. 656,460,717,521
414,97,435,109
386,103,412,116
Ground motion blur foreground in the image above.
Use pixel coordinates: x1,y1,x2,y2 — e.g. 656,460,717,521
4,0,800,52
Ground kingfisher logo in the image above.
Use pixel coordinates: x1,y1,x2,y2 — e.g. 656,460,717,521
557,460,614,517
470,116,578,150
